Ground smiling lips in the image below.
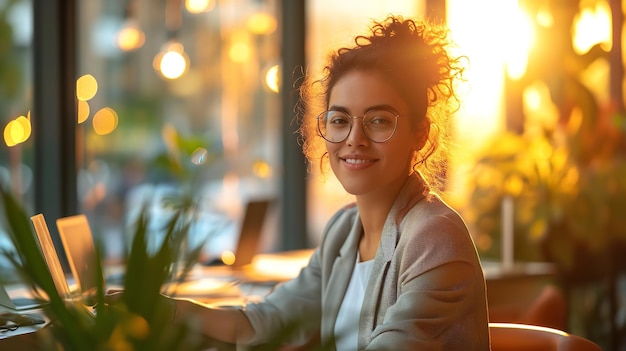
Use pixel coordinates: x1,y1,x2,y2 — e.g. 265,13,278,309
341,157,377,169
344,158,373,164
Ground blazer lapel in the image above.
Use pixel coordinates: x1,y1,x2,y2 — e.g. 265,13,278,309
357,174,424,348
321,214,362,345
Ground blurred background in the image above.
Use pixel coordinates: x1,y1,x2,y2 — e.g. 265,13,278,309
0,0,624,349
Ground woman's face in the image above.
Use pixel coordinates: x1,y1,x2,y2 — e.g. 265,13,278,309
325,70,421,199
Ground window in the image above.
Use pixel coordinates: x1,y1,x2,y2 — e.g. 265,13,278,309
76,0,282,263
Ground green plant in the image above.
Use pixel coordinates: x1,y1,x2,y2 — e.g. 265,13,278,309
465,120,626,349
0,185,209,351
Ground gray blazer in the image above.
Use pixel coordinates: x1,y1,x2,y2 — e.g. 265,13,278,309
244,174,490,350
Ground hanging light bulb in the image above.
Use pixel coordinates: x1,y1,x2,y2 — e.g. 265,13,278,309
185,0,215,14
153,40,190,79
156,0,190,79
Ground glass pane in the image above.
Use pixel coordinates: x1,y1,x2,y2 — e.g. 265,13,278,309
77,0,281,264
0,0,34,282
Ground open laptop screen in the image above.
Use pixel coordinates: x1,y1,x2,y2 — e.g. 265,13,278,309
31,213,71,299
231,199,271,268
56,215,99,296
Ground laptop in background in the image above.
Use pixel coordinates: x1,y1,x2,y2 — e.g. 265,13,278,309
203,198,272,268
164,199,272,300
230,199,271,269
55,215,99,297
31,214,96,304
0,214,71,310
0,285,42,311
31,214,72,299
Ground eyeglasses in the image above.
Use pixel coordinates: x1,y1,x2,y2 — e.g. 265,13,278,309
317,109,400,143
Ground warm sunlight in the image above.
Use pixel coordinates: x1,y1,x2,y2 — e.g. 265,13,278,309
573,1,611,55
503,9,534,80
447,0,525,148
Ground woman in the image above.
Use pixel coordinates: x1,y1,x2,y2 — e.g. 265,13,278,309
174,15,490,350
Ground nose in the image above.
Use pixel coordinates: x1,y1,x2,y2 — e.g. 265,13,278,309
345,116,368,146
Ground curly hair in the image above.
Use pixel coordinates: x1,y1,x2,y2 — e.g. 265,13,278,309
297,15,466,191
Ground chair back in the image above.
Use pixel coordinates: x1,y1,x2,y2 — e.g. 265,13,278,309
489,323,602,351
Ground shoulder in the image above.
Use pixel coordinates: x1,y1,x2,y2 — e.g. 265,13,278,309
397,193,476,259
404,193,468,234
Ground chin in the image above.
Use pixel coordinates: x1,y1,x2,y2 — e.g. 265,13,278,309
337,180,371,196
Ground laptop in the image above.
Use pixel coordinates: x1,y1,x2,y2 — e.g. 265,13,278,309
202,199,271,268
165,199,272,295
31,214,98,305
230,199,271,269
55,214,99,297
0,285,42,311
0,214,67,311
31,214,72,299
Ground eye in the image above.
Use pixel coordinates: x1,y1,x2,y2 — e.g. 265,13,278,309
365,110,396,125
327,112,350,125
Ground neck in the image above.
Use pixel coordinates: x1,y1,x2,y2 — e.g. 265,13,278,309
355,178,406,261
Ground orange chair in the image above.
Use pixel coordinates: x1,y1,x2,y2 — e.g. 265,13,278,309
489,323,603,351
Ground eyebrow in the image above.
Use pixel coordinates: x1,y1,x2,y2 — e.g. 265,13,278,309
328,104,399,114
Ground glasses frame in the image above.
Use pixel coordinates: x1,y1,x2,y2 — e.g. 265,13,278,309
316,109,400,143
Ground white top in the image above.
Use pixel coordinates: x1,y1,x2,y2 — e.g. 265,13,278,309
334,256,375,351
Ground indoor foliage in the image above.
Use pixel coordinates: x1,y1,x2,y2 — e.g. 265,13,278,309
0,185,210,351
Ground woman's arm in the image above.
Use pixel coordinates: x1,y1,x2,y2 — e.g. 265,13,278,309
173,298,255,344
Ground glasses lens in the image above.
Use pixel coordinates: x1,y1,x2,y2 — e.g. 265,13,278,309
363,110,398,142
318,111,351,142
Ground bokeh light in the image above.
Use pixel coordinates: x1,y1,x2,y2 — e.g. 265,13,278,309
185,0,214,14
4,113,31,147
228,40,251,63
78,100,90,124
252,160,272,179
76,74,98,101
221,251,236,265
153,41,189,79
264,64,280,93
246,12,277,35
116,20,146,51
92,107,119,135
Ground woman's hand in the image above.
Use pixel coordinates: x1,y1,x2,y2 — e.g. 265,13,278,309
104,290,177,321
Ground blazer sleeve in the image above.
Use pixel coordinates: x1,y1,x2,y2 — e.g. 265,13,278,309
242,206,354,346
